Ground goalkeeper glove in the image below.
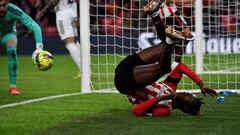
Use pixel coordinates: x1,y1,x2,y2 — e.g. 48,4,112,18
32,43,43,60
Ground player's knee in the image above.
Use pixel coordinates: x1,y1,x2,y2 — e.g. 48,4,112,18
64,37,76,44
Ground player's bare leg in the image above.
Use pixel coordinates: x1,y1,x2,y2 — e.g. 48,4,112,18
133,12,172,86
131,1,173,86
134,43,172,86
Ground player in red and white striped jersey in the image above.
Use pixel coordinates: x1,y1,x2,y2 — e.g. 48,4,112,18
125,0,216,116
115,0,216,100
128,62,217,116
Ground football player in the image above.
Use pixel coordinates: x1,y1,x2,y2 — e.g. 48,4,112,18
36,0,81,79
0,0,44,95
114,0,216,98
128,61,216,116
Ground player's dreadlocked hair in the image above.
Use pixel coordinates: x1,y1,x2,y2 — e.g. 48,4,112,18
172,92,204,116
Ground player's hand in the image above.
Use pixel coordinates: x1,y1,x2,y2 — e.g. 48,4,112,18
165,89,177,99
35,11,44,21
32,48,43,60
198,81,218,97
156,89,176,101
200,86,218,97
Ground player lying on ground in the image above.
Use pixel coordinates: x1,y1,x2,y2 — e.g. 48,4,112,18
0,0,44,95
128,61,217,116
114,0,216,98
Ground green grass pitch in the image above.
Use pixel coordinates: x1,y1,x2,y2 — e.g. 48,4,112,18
0,55,240,135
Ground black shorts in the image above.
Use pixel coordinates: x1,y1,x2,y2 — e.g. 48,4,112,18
114,53,145,95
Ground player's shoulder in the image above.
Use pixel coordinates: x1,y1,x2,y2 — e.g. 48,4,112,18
7,3,23,16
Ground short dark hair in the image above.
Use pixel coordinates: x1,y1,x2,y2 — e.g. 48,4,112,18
172,92,203,115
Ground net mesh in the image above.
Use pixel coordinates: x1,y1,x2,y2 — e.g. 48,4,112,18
89,0,240,91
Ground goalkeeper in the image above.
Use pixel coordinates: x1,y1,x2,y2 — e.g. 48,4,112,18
0,0,44,95
114,0,216,98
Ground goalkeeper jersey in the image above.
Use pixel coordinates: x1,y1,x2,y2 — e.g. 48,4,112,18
0,3,42,45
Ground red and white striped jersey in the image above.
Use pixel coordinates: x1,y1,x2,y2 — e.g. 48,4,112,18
127,82,173,107
144,82,173,107
159,3,178,18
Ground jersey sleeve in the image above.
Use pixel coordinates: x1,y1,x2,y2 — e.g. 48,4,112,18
166,63,202,84
9,4,43,48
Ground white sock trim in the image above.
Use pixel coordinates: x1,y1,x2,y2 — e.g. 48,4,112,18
171,61,180,70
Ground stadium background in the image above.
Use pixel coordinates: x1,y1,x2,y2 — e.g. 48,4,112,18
0,0,239,55
0,1,240,135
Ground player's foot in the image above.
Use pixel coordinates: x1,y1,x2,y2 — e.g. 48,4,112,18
165,26,195,41
10,87,20,95
144,0,165,15
165,26,185,40
73,72,81,79
179,28,195,41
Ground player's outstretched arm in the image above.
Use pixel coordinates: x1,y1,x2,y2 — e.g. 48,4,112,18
197,81,218,97
10,4,43,50
35,0,60,20
19,13,43,50
177,63,218,97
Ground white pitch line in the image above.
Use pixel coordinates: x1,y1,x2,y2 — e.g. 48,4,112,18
0,92,83,109
0,91,120,109
1,89,239,109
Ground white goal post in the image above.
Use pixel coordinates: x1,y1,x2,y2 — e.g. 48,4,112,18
195,0,203,74
80,0,91,93
80,0,240,93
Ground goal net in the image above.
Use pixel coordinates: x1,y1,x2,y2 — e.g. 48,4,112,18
81,0,240,93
